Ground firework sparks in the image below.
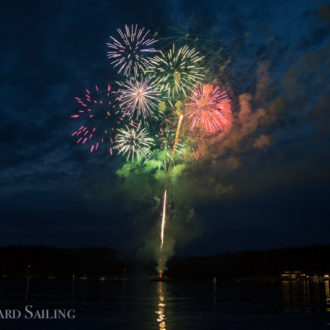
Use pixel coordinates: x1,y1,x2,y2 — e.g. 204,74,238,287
185,84,231,135
146,44,205,99
70,84,123,155
114,123,154,161
107,24,158,77
160,189,167,249
171,114,184,156
119,78,160,120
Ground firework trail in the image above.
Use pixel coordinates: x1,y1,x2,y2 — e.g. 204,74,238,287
114,123,154,161
119,78,160,120
146,44,205,98
107,24,158,77
185,84,231,134
70,84,123,155
171,114,184,156
160,189,167,249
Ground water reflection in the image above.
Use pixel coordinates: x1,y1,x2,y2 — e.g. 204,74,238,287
282,280,330,313
325,280,330,312
155,282,166,330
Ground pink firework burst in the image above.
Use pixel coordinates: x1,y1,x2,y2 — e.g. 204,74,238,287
185,84,231,135
70,84,124,155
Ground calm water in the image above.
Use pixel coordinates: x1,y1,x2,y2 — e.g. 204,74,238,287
0,279,329,329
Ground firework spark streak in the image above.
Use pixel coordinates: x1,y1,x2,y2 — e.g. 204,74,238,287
160,189,167,249
114,123,154,161
146,44,205,98
70,84,123,155
185,84,231,134
119,78,160,120
171,114,184,156
107,24,158,77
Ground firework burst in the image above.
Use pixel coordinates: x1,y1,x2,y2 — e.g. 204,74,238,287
146,44,205,99
107,24,158,77
114,123,154,161
119,78,160,120
70,84,123,155
185,84,231,135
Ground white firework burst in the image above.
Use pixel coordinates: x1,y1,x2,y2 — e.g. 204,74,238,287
119,78,160,120
114,124,154,161
107,24,158,77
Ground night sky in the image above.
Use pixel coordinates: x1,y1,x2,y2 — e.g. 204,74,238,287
1,0,330,256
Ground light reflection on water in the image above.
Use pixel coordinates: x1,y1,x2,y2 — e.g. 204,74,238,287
281,279,330,313
0,279,329,329
325,280,330,312
155,282,166,330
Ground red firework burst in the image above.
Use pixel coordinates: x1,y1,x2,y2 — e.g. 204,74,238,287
185,84,231,135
